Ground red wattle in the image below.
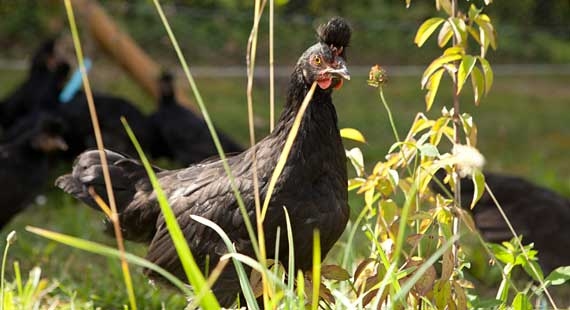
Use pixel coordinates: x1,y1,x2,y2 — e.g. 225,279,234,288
317,78,332,89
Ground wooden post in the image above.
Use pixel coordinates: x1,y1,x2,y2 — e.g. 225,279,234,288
73,0,196,111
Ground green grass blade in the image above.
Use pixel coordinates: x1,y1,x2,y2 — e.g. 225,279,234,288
283,207,296,308
189,215,259,310
25,226,191,296
151,0,260,264
63,1,137,308
121,118,219,308
311,230,321,310
261,82,317,220
0,231,15,307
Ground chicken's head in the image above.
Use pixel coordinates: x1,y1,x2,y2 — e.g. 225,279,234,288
298,17,352,90
298,43,350,90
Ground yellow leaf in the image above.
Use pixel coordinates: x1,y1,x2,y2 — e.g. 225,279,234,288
414,17,445,47
470,169,485,209
478,57,494,95
437,21,453,47
457,55,476,95
422,54,462,88
425,68,445,111
340,128,366,143
471,66,484,105
448,17,467,44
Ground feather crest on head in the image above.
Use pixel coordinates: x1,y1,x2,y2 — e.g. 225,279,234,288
317,17,352,59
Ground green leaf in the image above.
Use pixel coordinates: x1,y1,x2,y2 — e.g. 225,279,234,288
429,116,451,146
419,143,440,157
434,280,451,309
340,128,366,143
475,16,497,50
457,55,476,95
414,17,445,47
511,293,532,310
443,46,464,56
437,21,453,47
545,266,570,286
425,68,445,111
321,265,351,281
470,169,485,209
468,4,481,21
348,178,365,191
467,25,481,45
478,57,494,95
422,54,462,88
471,66,485,105
448,17,467,45
488,243,514,264
521,258,544,282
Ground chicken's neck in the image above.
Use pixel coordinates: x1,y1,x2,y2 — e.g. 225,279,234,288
265,68,345,178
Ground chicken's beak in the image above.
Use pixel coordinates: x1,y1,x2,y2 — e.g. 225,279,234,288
52,136,69,151
323,64,351,81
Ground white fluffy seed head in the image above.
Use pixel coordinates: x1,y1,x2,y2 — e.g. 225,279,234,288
452,144,486,177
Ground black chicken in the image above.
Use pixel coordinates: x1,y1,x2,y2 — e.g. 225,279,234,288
433,171,570,273
56,17,352,306
0,39,70,131
149,73,244,166
58,92,153,158
0,113,67,228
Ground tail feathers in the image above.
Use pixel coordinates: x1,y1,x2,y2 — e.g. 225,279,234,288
56,149,163,242
55,149,155,212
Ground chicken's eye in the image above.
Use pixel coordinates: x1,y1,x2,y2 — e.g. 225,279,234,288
313,55,322,65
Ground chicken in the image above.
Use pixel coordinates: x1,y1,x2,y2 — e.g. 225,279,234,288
0,39,70,131
432,171,570,273
58,92,153,158
56,17,351,306
0,113,67,228
149,73,243,166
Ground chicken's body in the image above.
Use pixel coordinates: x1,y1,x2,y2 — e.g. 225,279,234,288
56,17,351,306
459,172,570,273
149,73,244,166
432,171,570,273
0,113,67,227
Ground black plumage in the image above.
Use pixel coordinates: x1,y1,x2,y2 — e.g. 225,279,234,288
149,73,243,166
0,39,70,131
56,17,352,306
0,113,67,227
433,171,570,273
58,92,153,158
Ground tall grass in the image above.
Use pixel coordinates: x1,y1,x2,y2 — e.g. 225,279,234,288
63,1,136,308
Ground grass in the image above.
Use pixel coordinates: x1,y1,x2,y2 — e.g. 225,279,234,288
0,67,569,307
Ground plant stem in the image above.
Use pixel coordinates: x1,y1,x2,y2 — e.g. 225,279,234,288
269,0,275,132
63,2,136,309
379,86,401,142
0,233,13,307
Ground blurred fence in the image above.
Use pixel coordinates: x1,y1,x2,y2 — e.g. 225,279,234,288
1,59,569,78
